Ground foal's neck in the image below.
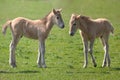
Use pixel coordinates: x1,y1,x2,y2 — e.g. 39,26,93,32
44,13,54,34
78,19,88,34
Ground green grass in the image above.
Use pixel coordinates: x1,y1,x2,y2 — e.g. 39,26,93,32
0,0,120,80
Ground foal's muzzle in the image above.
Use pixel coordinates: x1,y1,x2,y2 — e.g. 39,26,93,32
61,24,65,29
60,24,64,29
69,32,74,36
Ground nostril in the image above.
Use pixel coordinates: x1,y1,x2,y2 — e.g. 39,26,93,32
59,23,64,28
62,24,65,28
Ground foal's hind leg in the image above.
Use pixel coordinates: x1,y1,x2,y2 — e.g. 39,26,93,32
101,36,110,67
9,35,20,68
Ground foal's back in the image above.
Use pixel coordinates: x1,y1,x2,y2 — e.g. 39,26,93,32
11,17,42,39
89,18,113,37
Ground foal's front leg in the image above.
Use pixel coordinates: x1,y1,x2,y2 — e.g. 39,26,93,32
89,40,97,67
37,40,46,68
83,40,88,68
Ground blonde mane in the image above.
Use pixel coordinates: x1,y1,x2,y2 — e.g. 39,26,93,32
79,15,92,25
42,12,51,24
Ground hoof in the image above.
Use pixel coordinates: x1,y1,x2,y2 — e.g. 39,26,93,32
38,64,47,68
94,63,97,67
107,64,110,67
11,64,17,68
102,64,106,68
83,65,87,68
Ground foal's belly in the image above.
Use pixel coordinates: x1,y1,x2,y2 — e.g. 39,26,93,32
96,31,104,38
23,33,38,39
23,28,38,39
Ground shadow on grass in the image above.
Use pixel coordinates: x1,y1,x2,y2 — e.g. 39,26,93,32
1,67,120,74
111,67,120,71
0,70,40,74
65,66,120,74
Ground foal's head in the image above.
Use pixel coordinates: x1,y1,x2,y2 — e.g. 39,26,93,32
52,9,65,29
69,14,80,36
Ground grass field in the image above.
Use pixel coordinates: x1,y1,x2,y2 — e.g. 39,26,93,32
0,0,120,80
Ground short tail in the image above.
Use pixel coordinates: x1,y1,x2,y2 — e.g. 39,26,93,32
111,26,114,34
109,22,114,35
106,20,114,35
2,20,12,35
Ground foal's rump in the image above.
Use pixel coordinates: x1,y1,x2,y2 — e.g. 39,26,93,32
104,20,114,34
94,18,114,35
2,17,39,39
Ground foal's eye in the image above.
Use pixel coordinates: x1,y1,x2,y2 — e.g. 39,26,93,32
57,16,59,19
73,23,76,26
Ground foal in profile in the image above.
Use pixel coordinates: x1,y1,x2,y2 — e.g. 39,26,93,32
69,14,114,68
2,9,65,68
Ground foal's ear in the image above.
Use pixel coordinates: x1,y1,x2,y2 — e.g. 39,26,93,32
72,14,75,16
58,8,62,12
77,15,80,19
53,9,57,14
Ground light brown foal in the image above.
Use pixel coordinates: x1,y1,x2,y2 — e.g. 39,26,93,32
69,14,114,68
2,9,65,68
